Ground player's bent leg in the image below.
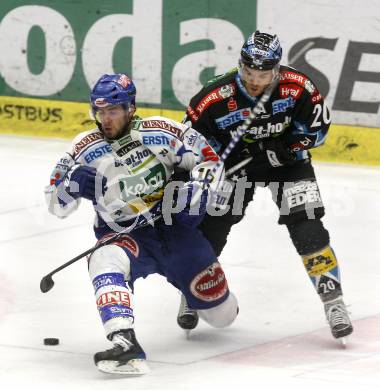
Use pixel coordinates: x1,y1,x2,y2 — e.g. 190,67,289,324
198,292,238,328
88,244,148,375
181,261,238,329
167,224,238,333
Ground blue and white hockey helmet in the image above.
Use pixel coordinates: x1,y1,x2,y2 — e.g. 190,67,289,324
90,73,136,113
240,31,282,70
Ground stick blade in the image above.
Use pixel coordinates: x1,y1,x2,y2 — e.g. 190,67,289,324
40,275,55,293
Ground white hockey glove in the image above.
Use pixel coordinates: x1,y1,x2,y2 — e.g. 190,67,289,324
49,153,75,186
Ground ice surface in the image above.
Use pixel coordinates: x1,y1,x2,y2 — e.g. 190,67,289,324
0,135,379,389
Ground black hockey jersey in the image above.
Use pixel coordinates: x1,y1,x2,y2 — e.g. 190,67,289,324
184,66,331,169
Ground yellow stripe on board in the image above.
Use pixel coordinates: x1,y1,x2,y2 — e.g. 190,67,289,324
0,95,379,165
0,95,184,139
310,124,380,166
0,95,94,139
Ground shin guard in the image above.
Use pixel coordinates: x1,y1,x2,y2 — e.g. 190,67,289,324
92,272,134,335
302,245,343,302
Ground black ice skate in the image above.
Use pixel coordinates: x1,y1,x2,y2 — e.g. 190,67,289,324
177,293,199,337
324,297,353,346
94,329,149,375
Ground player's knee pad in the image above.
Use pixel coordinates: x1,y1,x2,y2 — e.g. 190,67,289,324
89,244,131,281
198,292,238,328
286,219,330,255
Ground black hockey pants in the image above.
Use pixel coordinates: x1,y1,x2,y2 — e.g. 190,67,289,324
199,159,330,256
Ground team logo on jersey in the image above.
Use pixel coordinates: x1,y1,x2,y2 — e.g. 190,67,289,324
201,145,219,162
219,84,235,99
114,148,153,169
142,120,183,140
118,134,133,146
240,115,291,140
142,135,170,146
280,71,306,85
116,140,142,157
195,84,236,115
96,290,131,308
215,107,251,129
92,273,126,293
311,92,322,104
83,144,113,163
190,262,228,302
73,132,103,156
98,234,140,257
185,133,199,147
119,163,166,203
304,79,316,94
279,71,316,98
283,180,322,211
227,98,238,111
279,85,302,100
290,135,315,152
272,97,296,114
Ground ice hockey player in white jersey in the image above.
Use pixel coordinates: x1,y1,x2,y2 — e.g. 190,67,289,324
45,73,238,375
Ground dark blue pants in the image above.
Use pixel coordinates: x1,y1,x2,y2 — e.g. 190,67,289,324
97,220,230,310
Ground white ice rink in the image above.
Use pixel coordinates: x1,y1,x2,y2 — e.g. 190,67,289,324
1,135,380,390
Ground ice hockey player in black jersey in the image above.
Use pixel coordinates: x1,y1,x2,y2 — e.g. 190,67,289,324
177,31,353,343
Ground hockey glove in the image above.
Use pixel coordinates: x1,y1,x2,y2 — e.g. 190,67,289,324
62,165,107,202
50,153,75,186
174,181,209,228
261,137,296,167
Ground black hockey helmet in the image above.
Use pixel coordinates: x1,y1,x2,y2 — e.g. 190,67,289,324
240,31,282,70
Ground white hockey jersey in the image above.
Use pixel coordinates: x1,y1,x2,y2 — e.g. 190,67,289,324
45,116,223,230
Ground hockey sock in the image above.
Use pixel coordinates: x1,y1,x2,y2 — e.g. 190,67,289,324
301,245,343,302
92,272,134,335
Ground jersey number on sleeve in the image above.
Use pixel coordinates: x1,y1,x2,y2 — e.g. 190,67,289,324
311,103,331,128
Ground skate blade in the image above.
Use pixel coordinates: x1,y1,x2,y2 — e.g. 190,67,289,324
96,359,150,375
338,337,348,348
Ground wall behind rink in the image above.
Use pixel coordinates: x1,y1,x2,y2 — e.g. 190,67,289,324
0,0,379,165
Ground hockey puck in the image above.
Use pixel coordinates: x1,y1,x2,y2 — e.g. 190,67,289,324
43,338,59,346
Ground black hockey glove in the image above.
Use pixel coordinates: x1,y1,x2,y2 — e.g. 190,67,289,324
260,137,296,167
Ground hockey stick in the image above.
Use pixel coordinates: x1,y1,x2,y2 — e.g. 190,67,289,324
39,214,160,293
224,156,253,177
